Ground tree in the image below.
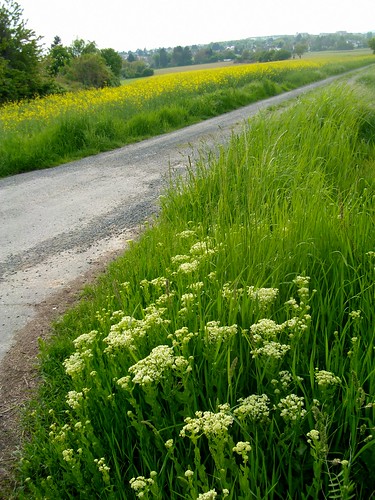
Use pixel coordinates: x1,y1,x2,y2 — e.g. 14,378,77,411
47,36,71,76
69,38,98,58
368,37,375,54
158,48,169,68
122,59,153,79
66,53,115,88
0,0,49,102
171,46,192,66
294,42,308,58
100,48,122,77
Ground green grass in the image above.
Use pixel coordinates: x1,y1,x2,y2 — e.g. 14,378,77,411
12,68,375,499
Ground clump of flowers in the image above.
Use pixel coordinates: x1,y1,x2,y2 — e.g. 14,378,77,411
128,345,191,386
129,471,158,498
251,341,290,360
197,490,218,499
277,394,307,423
234,394,270,423
205,321,237,344
180,403,233,440
233,441,252,463
103,306,170,354
63,350,93,378
94,457,110,484
247,286,279,310
314,368,341,388
66,388,89,410
250,318,284,343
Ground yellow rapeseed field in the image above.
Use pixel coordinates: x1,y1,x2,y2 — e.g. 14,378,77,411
0,54,372,133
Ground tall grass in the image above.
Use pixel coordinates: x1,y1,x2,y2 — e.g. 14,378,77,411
15,73,375,499
0,54,373,178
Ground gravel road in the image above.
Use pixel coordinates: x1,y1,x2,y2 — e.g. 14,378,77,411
0,73,354,365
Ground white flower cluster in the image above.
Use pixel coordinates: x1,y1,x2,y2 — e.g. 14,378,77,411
176,229,196,239
251,341,290,359
293,275,311,302
205,321,237,344
177,259,200,274
247,286,279,309
314,369,341,388
63,349,93,378
250,318,284,343
234,394,270,422
221,282,244,300
168,327,197,347
94,457,110,480
306,429,320,444
277,394,307,422
128,345,190,386
190,238,216,257
233,441,252,462
66,389,89,410
72,330,98,350
103,306,170,354
180,403,233,440
171,254,190,264
189,281,204,291
197,490,218,500
349,310,361,319
129,471,157,497
62,448,75,463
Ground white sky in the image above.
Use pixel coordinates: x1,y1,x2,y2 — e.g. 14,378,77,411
20,0,375,52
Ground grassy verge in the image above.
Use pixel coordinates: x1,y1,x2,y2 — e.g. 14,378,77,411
0,54,374,178
14,69,375,498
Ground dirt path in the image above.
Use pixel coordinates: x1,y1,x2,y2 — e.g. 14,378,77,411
0,72,362,495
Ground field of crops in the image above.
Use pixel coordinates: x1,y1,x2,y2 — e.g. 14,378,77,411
0,52,373,177
14,64,375,499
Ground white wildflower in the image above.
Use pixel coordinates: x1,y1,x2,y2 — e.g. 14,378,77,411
66,390,86,410
251,341,290,359
349,310,361,319
250,318,284,343
62,449,74,462
234,394,270,422
247,286,279,309
63,350,92,377
314,369,341,388
176,229,196,239
278,394,307,422
306,429,320,444
205,321,237,344
233,441,252,461
171,254,190,264
197,489,218,499
180,404,233,440
177,260,200,274
73,330,98,350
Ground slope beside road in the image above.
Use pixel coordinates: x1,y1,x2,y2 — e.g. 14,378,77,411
0,73,358,366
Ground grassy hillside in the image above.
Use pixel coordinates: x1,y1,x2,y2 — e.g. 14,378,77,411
14,68,375,499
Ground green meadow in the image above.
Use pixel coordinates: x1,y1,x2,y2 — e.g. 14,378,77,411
11,66,375,499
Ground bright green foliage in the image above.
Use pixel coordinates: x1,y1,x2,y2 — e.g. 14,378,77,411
368,37,375,54
47,36,72,76
66,53,117,88
0,0,50,102
100,48,123,77
17,76,375,498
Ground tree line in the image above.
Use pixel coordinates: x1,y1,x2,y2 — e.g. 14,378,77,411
1,0,375,105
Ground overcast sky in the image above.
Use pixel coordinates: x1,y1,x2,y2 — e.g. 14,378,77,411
20,0,374,52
